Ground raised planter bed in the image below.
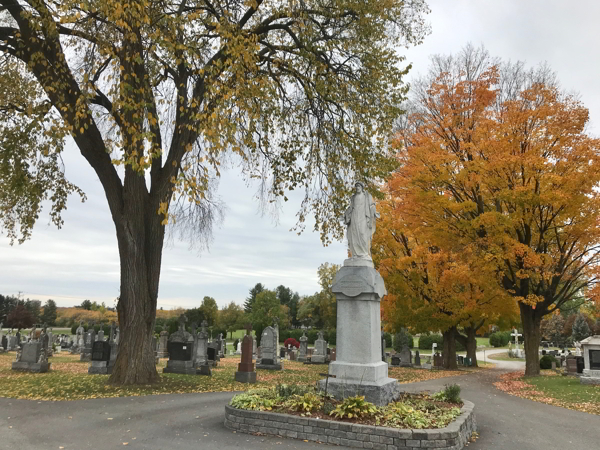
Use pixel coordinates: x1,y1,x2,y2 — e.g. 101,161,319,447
224,400,476,450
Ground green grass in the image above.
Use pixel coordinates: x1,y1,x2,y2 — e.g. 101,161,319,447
525,375,600,404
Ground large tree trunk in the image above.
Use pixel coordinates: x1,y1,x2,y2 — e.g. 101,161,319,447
455,325,479,368
520,303,542,377
108,171,165,385
443,327,458,370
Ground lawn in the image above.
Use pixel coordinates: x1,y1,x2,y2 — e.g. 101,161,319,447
0,351,468,402
494,371,600,415
488,351,525,362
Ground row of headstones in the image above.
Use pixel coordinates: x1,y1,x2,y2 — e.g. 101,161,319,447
162,317,225,376
235,328,333,383
11,325,53,373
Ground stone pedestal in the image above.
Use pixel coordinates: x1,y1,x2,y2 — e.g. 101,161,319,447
581,335,600,385
318,264,398,406
12,342,51,373
88,360,113,374
164,360,196,374
235,334,256,384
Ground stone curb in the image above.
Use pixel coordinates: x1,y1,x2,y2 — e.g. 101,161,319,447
224,400,476,450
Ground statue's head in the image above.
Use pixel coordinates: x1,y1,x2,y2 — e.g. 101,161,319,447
354,181,365,193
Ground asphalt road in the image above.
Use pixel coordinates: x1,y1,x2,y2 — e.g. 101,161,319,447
0,369,597,450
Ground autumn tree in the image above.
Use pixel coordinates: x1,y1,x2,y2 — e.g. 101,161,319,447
40,299,57,326
0,1,428,384
297,262,339,329
389,45,600,375
6,303,34,329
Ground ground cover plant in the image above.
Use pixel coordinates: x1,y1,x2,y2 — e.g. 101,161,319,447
229,385,463,429
0,353,465,401
494,371,600,415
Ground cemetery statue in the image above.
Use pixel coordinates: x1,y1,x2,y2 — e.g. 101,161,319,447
39,325,49,362
109,321,116,344
30,325,37,341
344,181,380,260
575,341,582,356
76,321,85,346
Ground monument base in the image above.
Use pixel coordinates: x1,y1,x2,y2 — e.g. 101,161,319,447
318,377,399,406
310,355,327,364
88,360,114,375
196,364,212,376
163,360,196,375
256,363,283,370
156,351,169,358
235,371,257,383
80,352,92,362
12,361,51,373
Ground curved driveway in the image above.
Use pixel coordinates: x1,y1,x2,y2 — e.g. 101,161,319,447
1,359,597,450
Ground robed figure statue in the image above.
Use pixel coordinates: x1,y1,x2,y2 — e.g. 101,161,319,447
344,181,380,260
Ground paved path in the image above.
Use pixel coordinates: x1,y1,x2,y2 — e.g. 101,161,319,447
1,368,597,450
478,348,526,370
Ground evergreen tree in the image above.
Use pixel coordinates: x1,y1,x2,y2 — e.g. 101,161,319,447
40,299,58,326
244,283,264,314
572,314,591,342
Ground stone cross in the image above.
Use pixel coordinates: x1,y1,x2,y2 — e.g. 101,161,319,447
201,320,208,333
511,329,522,349
109,321,116,344
178,314,187,331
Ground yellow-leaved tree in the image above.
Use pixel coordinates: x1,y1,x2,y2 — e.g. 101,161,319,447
0,0,429,384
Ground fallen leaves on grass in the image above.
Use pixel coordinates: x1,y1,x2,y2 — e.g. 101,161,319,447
0,352,470,402
494,371,600,415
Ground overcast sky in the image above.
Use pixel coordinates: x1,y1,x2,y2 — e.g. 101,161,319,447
1,0,599,309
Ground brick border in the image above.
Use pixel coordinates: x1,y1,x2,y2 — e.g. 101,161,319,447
224,401,476,450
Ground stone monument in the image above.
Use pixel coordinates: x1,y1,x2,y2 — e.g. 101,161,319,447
298,331,308,362
399,345,412,367
75,321,85,351
580,335,600,385
12,325,50,373
256,326,282,370
194,321,211,375
157,330,169,358
311,331,328,364
318,182,397,405
88,339,113,374
235,325,256,383
163,315,195,374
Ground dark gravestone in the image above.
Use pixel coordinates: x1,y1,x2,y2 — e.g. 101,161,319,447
391,355,400,366
414,350,421,366
590,350,600,370
91,341,111,362
1,335,6,350
566,356,578,374
168,342,193,361
207,346,217,364
542,350,547,355
280,348,286,358
577,356,585,373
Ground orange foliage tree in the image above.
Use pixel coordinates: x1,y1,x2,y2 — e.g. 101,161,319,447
379,46,600,375
374,196,516,369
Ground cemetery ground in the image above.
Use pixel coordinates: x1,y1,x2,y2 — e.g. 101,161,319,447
1,362,599,450
0,352,463,402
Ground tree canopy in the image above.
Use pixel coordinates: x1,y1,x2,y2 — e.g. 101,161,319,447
0,0,429,384
379,45,600,375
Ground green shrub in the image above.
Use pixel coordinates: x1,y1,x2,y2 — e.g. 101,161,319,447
284,393,323,414
70,325,77,335
277,384,312,399
322,401,335,415
432,384,461,404
454,339,465,352
489,331,511,347
540,355,557,370
393,329,414,352
383,332,393,348
326,329,336,346
330,396,378,419
418,334,443,350
230,392,276,411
